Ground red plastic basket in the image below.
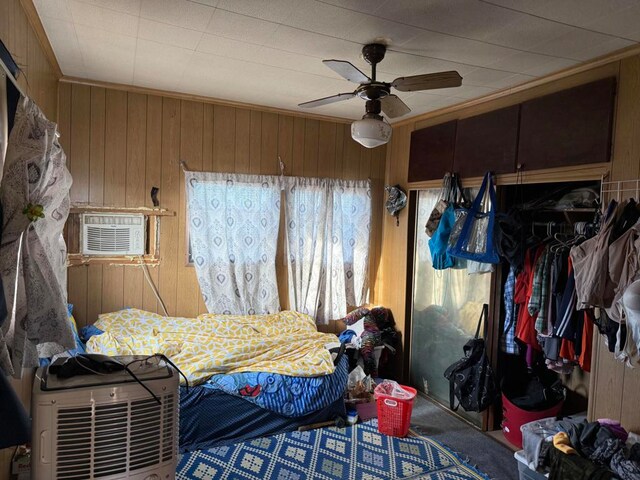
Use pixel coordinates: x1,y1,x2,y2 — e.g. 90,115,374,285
375,385,417,437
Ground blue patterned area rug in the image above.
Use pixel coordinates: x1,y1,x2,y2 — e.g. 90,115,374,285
177,419,491,479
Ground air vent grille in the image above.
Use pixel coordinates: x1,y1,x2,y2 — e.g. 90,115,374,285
86,226,131,252
54,393,176,479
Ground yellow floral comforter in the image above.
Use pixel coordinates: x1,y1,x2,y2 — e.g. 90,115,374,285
86,308,337,384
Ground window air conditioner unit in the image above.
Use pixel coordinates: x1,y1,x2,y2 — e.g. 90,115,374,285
32,356,179,480
81,213,145,256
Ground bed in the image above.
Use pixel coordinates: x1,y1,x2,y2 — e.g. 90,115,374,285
81,308,348,452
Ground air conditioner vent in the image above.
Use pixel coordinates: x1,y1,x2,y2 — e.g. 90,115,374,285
81,213,145,255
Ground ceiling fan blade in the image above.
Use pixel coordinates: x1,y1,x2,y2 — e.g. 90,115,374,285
392,71,462,92
381,95,411,118
298,92,356,108
323,60,370,84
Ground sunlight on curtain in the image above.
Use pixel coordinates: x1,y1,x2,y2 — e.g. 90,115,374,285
186,172,281,315
410,188,491,426
285,178,371,324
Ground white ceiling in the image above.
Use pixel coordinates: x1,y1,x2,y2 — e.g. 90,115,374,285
34,0,640,122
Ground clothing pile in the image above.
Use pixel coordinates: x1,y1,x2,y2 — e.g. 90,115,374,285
338,306,398,377
522,416,640,479
570,199,640,365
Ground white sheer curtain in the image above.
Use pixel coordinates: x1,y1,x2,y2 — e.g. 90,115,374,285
0,97,74,376
185,171,281,315
284,177,371,324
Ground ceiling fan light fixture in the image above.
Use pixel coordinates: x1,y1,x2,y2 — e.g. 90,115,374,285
351,115,392,149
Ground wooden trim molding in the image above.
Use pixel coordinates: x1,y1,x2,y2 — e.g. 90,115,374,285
407,163,610,191
70,205,175,216
60,76,356,125
19,0,63,78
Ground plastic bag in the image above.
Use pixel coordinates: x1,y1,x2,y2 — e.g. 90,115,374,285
374,380,416,400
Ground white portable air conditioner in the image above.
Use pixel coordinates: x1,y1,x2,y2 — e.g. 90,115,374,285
32,356,179,480
81,213,145,255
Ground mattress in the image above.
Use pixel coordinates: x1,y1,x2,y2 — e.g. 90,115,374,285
179,385,346,453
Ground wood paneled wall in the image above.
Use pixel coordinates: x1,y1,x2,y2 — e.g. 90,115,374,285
588,55,640,433
1,1,60,478
377,54,640,432
60,81,386,334
0,0,58,119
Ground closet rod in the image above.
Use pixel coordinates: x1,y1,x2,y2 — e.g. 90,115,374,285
0,56,26,98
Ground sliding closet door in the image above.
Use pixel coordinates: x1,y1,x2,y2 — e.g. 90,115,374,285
409,189,492,427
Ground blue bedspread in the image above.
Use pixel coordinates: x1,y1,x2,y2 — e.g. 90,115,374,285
202,356,348,417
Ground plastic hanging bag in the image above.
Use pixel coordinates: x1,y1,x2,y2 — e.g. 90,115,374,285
447,174,472,250
428,204,457,270
448,172,501,264
425,173,452,237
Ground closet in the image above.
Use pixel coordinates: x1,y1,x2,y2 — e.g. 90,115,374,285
408,180,600,429
404,76,618,433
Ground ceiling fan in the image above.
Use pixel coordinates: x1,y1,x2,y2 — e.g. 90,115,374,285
299,43,463,148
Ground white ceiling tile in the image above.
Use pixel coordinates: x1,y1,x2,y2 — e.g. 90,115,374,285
39,17,85,76
75,24,136,83
36,0,640,122
482,16,573,52
317,0,388,15
586,4,640,41
197,34,266,63
134,40,192,89
401,30,518,70
265,25,362,61
486,50,578,75
188,0,220,7
33,0,71,21
140,0,215,31
257,47,340,78
568,37,637,62
74,0,141,16
206,8,279,44
531,29,632,60
216,0,298,24
483,0,638,30
343,16,423,49
287,0,365,39
521,56,580,77
138,18,203,50
69,0,138,37
373,0,519,40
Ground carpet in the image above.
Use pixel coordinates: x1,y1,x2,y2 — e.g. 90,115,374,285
177,419,491,479
410,395,518,480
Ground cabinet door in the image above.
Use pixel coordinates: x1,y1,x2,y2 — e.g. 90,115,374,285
453,105,520,178
518,77,616,170
408,120,456,182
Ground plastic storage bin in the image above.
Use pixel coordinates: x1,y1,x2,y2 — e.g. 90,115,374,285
502,393,563,448
514,451,547,480
374,383,417,437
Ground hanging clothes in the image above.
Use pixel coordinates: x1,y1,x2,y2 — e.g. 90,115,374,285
0,96,74,377
501,265,519,354
570,200,617,310
516,246,545,351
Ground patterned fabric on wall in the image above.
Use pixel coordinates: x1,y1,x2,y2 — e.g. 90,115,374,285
285,177,371,324
185,171,281,315
0,96,75,377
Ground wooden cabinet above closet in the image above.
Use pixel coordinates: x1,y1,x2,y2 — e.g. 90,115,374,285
408,120,456,182
407,77,616,182
453,105,520,178
518,77,616,170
